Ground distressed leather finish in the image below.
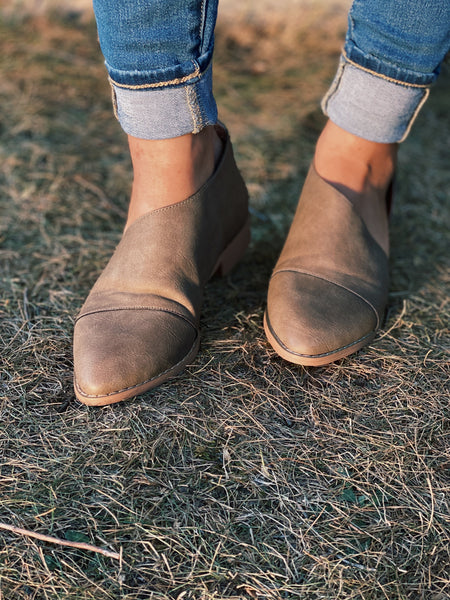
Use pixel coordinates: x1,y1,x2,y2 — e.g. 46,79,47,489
74,131,249,405
264,163,389,365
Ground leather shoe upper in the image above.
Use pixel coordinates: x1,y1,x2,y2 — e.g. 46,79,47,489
265,163,389,363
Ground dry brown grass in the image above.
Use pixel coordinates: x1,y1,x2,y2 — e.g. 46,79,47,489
1,8,449,600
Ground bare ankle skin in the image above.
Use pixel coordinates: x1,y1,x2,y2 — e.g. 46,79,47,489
314,120,398,254
125,125,223,230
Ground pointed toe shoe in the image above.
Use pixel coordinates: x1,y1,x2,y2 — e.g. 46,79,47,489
74,130,249,405
264,163,390,366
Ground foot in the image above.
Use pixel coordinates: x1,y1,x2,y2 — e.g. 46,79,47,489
125,125,223,230
314,120,397,255
264,120,396,366
73,128,250,405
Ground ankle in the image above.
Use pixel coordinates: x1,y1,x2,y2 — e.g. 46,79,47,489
314,121,397,255
315,120,397,195
125,125,223,229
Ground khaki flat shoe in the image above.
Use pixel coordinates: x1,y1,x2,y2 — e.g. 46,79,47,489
74,129,249,405
264,163,390,366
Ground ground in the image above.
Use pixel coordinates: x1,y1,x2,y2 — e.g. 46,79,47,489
0,6,449,600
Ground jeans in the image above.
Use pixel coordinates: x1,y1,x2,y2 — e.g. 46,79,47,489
93,0,450,142
323,0,450,142
92,0,219,139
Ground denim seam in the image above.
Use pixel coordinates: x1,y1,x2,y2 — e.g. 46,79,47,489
321,58,345,115
398,87,430,142
109,60,201,90
186,85,201,134
199,0,206,52
343,49,431,89
110,81,119,120
188,60,213,134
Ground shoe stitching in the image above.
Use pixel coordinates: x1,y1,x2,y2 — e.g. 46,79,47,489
265,310,376,360
77,216,249,326
75,305,197,328
271,268,381,330
74,335,199,400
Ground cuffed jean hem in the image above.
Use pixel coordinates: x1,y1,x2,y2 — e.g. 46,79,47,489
110,61,218,139
321,54,430,143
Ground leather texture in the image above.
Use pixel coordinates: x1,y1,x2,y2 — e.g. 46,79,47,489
74,130,249,405
264,163,389,365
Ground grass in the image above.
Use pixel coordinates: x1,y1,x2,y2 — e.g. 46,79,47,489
1,8,449,600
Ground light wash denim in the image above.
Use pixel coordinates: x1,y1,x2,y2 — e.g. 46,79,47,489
92,0,219,139
93,0,450,142
323,0,450,142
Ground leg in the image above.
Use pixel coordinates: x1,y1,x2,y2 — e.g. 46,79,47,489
92,0,223,227
265,0,450,365
126,127,222,228
73,0,250,405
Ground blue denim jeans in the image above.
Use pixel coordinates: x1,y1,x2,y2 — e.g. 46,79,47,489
92,0,219,139
93,0,450,142
323,0,450,142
